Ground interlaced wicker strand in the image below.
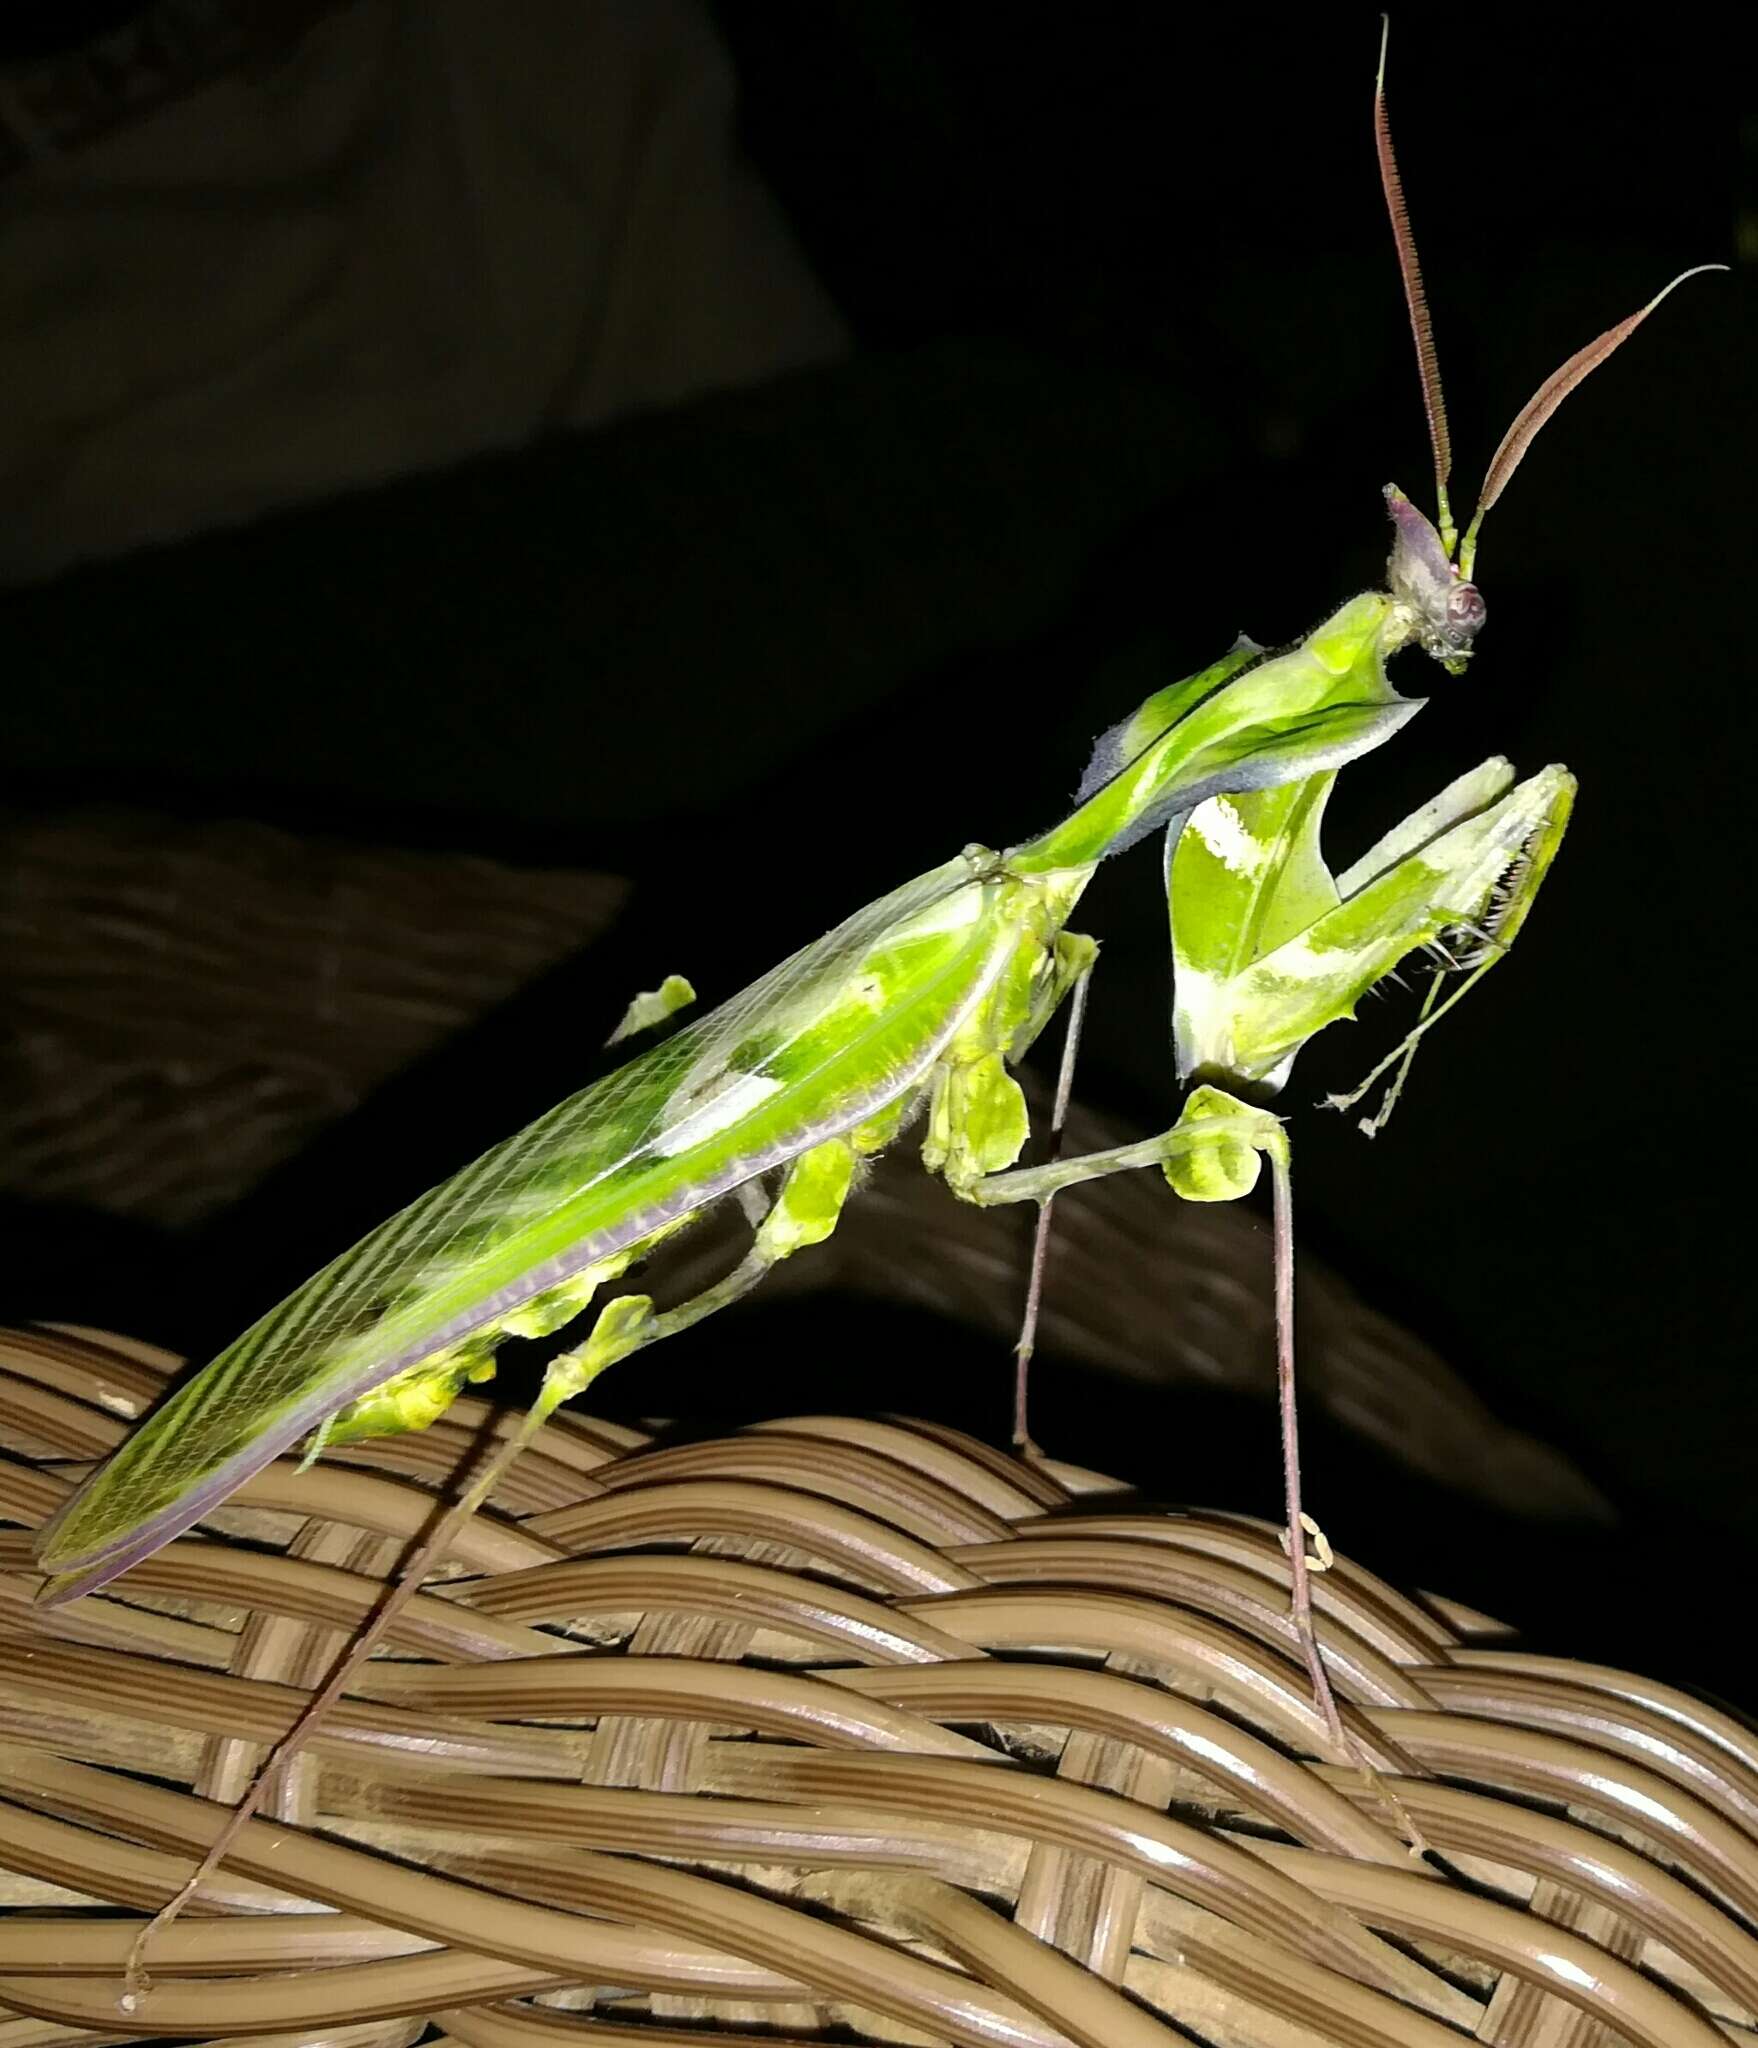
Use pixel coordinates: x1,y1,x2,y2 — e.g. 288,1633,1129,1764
1,1326,1753,2048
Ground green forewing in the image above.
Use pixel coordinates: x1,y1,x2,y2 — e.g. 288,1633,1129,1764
37,853,1014,1581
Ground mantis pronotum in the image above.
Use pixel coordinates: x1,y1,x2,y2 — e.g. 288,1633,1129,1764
30,27,1718,2002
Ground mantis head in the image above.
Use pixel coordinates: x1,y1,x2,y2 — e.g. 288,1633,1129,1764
1383,484,1484,675
1374,21,1721,679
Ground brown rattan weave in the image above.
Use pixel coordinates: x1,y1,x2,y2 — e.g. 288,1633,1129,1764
1,1325,1753,2048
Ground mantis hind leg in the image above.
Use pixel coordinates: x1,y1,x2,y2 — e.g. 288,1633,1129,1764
297,1135,871,1678
545,1131,866,1392
119,1137,868,2007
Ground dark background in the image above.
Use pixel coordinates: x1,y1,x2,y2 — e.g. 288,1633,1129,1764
6,9,1755,1703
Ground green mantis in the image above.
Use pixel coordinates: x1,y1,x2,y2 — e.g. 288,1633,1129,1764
28,27,1719,1999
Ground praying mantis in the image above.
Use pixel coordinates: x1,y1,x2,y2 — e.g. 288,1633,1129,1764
28,26,1720,2001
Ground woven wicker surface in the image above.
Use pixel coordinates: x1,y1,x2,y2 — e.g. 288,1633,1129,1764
1,1327,1753,2048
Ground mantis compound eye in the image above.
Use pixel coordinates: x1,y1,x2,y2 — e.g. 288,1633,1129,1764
1445,581,1486,646
1426,580,1487,668
1422,581,1484,673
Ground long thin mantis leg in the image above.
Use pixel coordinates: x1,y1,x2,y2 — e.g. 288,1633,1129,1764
966,1091,1427,1851
1267,1137,1427,1853
1262,1136,1341,1749
119,1137,864,2004
118,1361,579,2006
1011,957,1094,1456
560,1129,865,1383
969,1106,1354,1741
965,1116,1273,1207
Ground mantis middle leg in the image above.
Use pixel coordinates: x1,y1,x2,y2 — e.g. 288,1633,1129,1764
964,1080,1431,1848
963,1086,1357,1761
915,927,1357,1749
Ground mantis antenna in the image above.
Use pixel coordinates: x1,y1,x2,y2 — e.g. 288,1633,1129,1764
1460,263,1727,576
1375,16,1455,557
1376,18,1725,586
1360,24,1723,1123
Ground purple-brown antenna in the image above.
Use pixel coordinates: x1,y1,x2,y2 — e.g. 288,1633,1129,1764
1375,17,1455,557
1458,264,1728,578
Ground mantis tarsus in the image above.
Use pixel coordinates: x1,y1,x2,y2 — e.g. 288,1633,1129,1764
29,28,1719,2002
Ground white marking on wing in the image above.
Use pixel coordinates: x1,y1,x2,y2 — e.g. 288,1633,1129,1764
653,1071,787,1157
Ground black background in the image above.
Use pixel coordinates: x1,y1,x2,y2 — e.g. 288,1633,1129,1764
6,9,1755,1705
